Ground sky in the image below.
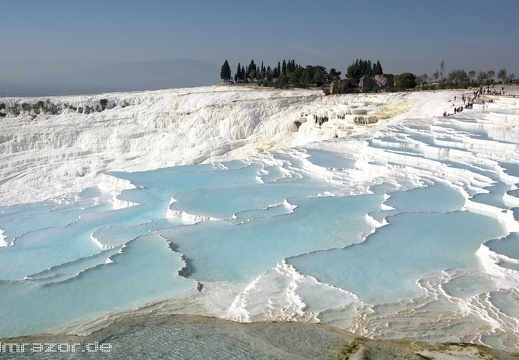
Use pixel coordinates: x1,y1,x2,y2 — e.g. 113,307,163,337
1,0,518,94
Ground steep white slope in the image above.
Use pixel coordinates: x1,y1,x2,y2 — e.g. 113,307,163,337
0,86,457,205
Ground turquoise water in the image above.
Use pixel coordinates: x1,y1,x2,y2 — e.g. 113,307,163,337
305,149,357,169
0,234,194,338
159,194,380,284
287,207,505,303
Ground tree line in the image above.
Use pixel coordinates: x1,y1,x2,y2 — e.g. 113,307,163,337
220,58,517,94
220,58,392,93
416,63,516,90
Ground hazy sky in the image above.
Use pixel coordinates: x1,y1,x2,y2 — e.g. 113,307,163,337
1,0,518,88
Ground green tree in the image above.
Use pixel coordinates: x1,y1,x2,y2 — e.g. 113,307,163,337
497,68,506,83
373,60,383,75
448,69,469,86
287,60,296,74
248,59,256,82
240,65,246,81
468,70,476,83
312,66,327,86
235,62,242,82
487,70,495,83
273,66,279,80
276,74,289,88
395,72,417,89
439,60,445,82
99,99,108,110
300,66,314,86
328,68,341,82
220,60,232,82
336,79,357,94
266,66,273,82
258,61,265,82
291,67,303,86
476,70,489,83
346,59,382,81
347,60,362,80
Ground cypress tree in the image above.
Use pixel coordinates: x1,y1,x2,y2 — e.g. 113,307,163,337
248,60,256,82
236,63,242,82
288,59,295,73
374,61,383,75
220,60,232,82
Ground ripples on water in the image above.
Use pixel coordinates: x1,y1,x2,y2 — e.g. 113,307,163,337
0,316,358,359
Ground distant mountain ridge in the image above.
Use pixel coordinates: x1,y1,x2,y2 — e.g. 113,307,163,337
0,58,220,97
92,58,221,92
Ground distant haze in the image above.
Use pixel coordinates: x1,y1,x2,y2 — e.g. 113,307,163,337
0,58,220,97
